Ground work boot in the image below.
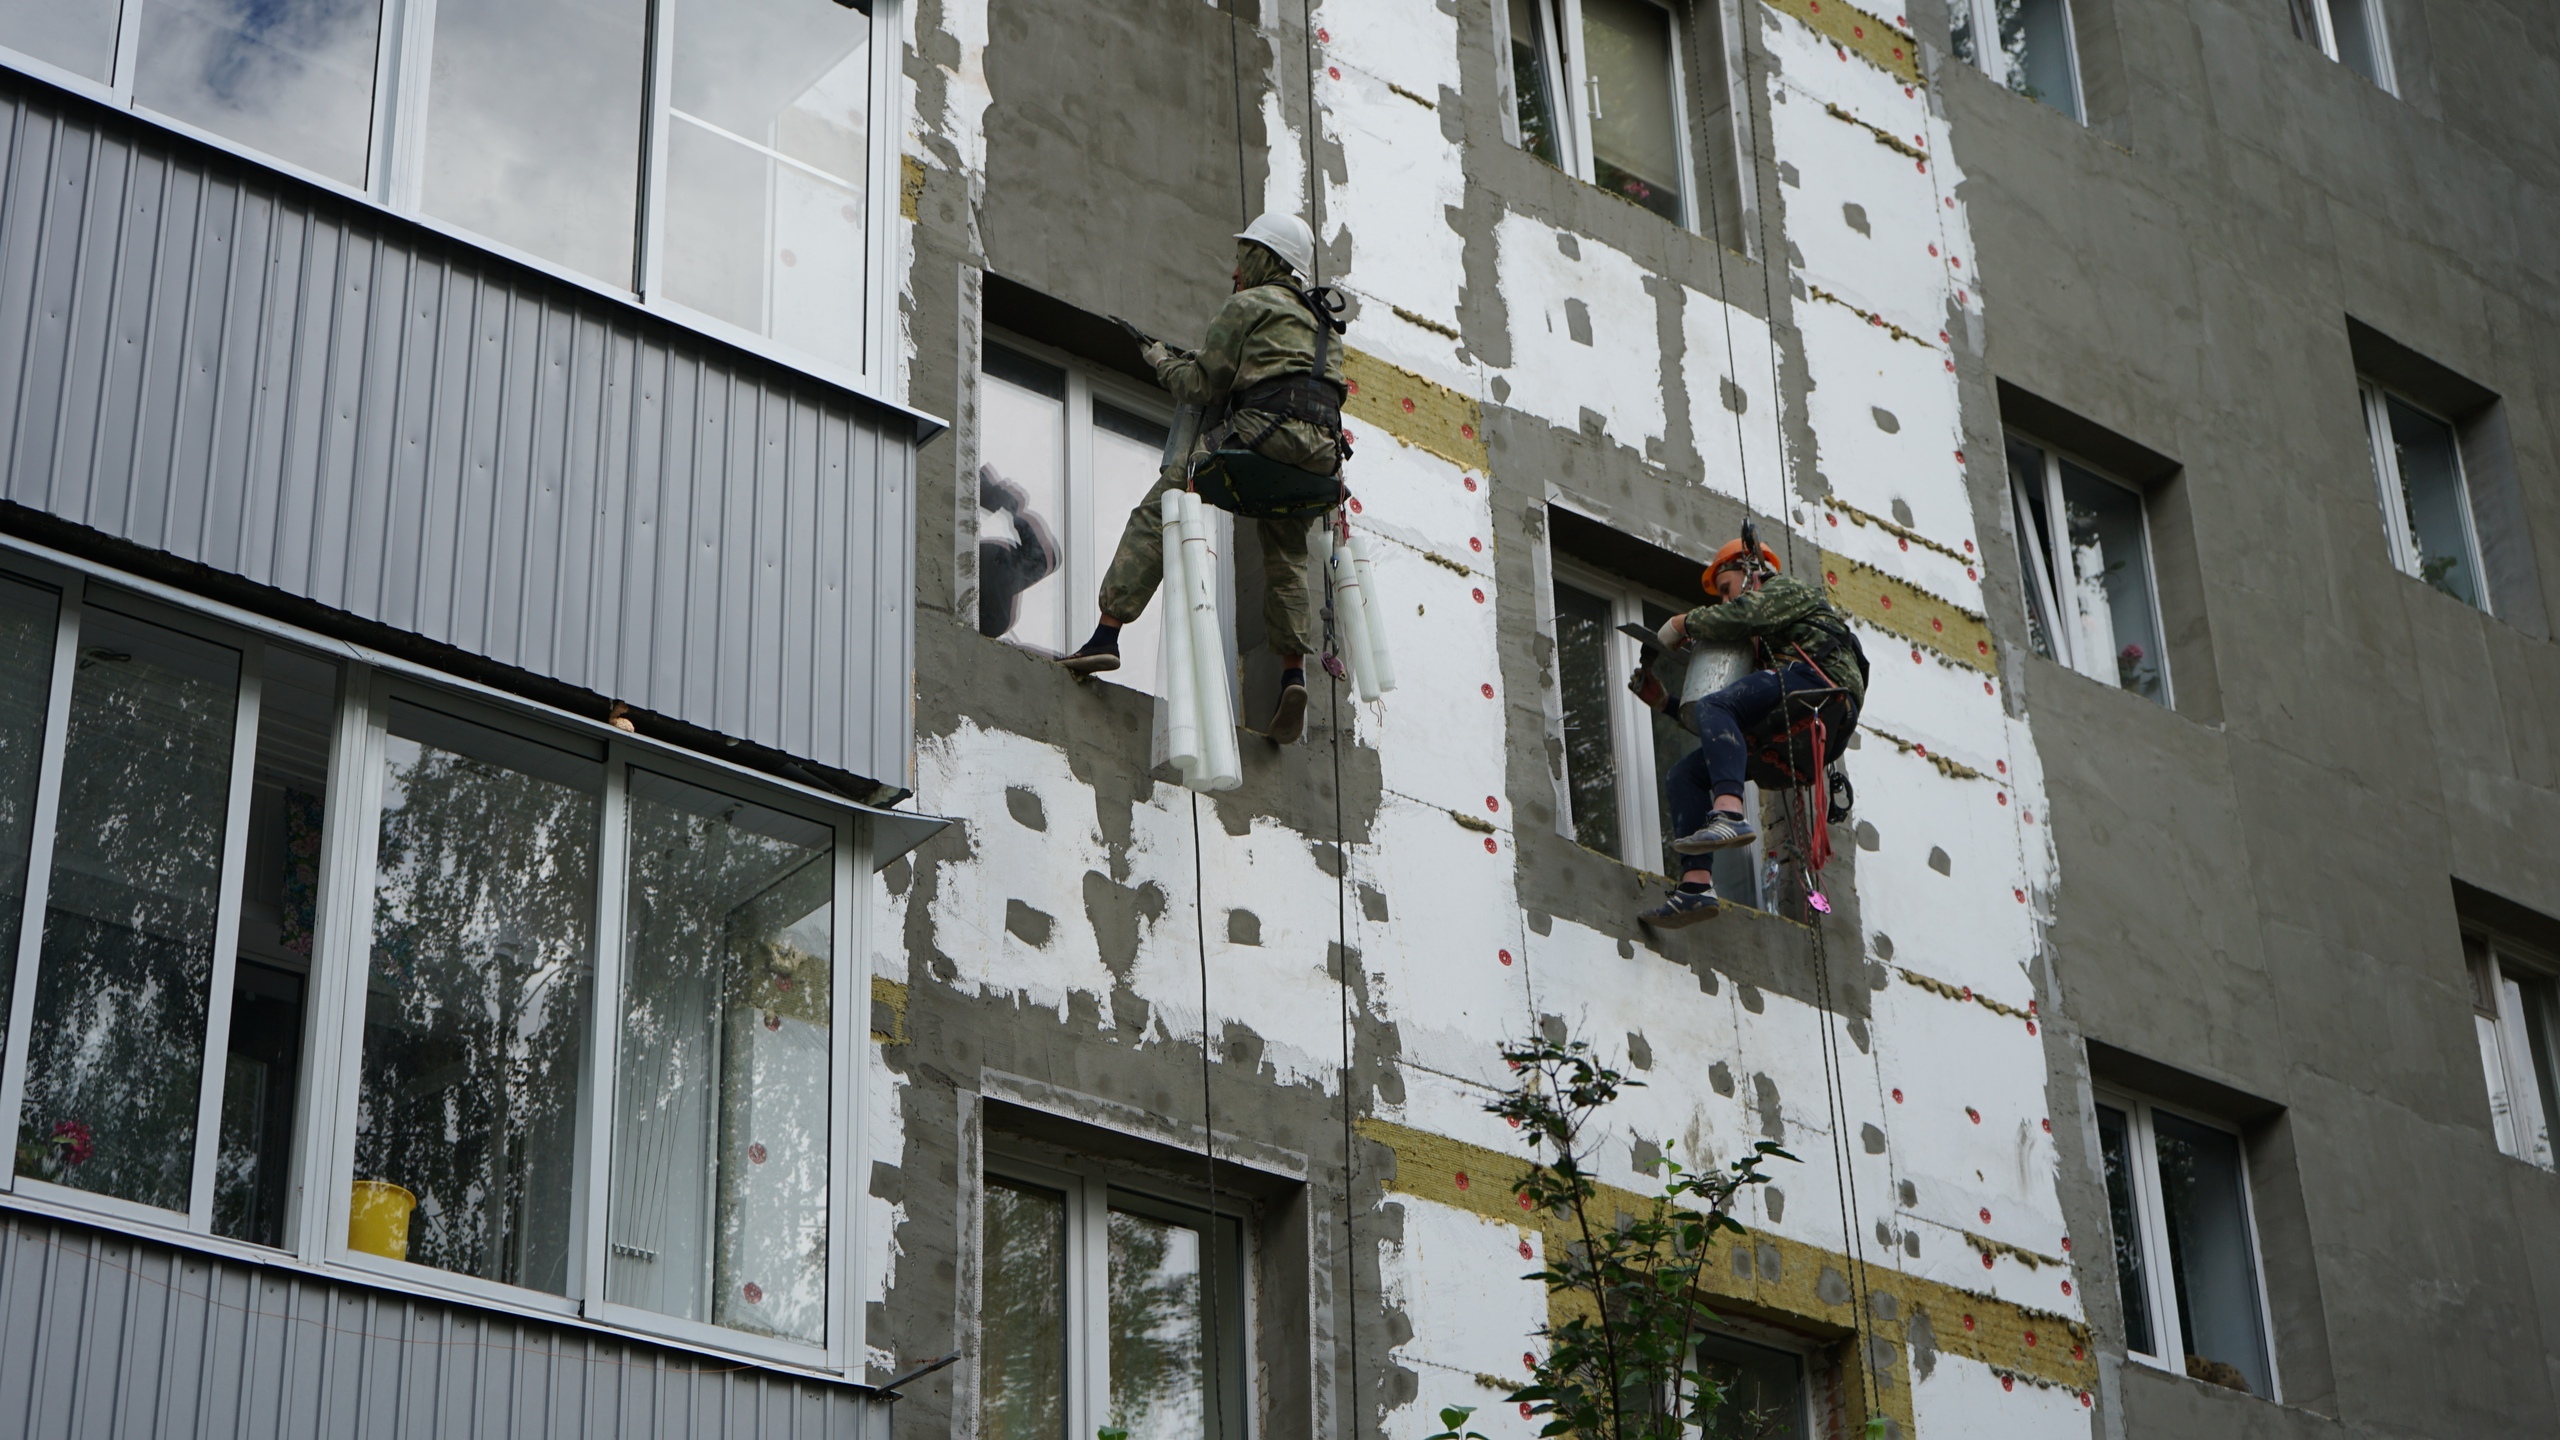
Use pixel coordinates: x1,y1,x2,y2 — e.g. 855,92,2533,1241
1063,621,1121,675
1640,883,1720,928
1268,668,1309,744
1670,810,1756,855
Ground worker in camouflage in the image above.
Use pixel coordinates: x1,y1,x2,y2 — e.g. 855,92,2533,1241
1063,213,1347,746
1636,537,1867,928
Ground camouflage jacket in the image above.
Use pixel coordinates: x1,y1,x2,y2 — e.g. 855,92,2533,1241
1151,268,1347,475
1681,573,1867,710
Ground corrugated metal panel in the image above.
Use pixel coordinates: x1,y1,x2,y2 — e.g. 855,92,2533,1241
0,1210,880,1439
0,78,916,791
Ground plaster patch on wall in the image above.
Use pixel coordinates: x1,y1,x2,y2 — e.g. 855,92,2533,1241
1492,212,1668,449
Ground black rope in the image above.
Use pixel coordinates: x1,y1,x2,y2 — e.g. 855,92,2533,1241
1190,790,1231,1440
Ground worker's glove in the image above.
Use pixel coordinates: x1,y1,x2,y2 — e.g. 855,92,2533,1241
1627,665,1669,714
1654,612,1690,653
1141,340,1176,371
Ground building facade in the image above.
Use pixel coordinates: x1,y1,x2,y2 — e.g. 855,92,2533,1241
0,1,2553,1439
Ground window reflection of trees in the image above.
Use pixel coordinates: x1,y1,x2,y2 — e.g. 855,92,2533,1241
609,771,832,1344
357,720,598,1293
0,576,61,1082
1107,1209,1205,1440
981,1179,1069,1440
18,608,239,1212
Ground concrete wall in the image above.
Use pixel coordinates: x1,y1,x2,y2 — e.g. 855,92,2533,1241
879,2,2557,1439
1935,0,2560,1435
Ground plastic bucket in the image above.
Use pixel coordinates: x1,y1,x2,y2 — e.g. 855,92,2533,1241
347,1180,416,1260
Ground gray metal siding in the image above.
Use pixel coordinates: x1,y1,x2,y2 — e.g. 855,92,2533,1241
0,78,915,790
0,1211,879,1439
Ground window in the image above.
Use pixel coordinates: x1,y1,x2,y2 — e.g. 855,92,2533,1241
2007,435,2170,706
981,1153,1250,1440
0,0,896,382
1696,1330,1811,1438
980,340,1228,699
0,553,873,1366
2096,1094,2276,1400
2289,0,2392,90
2359,382,2489,612
1551,560,1761,904
1499,0,1725,232
2466,933,2558,1169
1949,0,2084,122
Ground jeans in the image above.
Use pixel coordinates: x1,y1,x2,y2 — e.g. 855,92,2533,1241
1665,661,1829,840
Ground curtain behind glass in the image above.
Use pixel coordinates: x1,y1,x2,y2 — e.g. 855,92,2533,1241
419,0,646,287
982,1178,1070,1440
0,575,59,1088
356,700,599,1292
17,606,241,1212
0,0,121,82
608,768,834,1345
1552,581,1621,858
2057,461,2164,704
981,348,1071,654
1580,0,1684,224
659,0,871,370
135,0,385,185
2153,1109,2271,1398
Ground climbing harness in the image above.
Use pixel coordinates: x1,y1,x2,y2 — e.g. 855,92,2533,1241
1193,280,1353,520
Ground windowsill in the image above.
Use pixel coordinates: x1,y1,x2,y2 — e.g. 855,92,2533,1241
0,1187,885,1390
0,59,946,446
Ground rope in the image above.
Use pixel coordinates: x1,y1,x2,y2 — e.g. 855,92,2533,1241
1188,791,1230,1440
1689,3,1884,1428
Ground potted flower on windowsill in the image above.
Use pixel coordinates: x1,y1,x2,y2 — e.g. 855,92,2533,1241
16,1120,93,1180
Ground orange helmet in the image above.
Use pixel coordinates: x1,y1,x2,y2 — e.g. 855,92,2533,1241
1703,538,1781,592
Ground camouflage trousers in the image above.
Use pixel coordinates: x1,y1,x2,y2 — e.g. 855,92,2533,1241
1098,465,1318,658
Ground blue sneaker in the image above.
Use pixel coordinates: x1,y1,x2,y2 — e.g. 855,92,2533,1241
1670,812,1756,855
1641,886,1721,928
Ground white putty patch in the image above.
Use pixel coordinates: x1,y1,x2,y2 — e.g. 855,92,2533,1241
1492,211,1668,449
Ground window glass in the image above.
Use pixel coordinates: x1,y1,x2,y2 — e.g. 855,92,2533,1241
2152,1109,2271,1398
17,606,241,1212
355,700,601,1292
659,0,871,371
1108,1206,1205,1440
984,1177,1071,1440
1696,1332,1806,1438
2384,398,2480,608
1644,600,1691,875
2324,0,2383,82
608,768,835,1345
1093,402,1171,696
2493,964,2557,1167
1996,0,2080,119
2057,460,2165,705
1580,0,1684,224
1507,0,1563,166
418,0,647,287
980,347,1071,654
0,574,60,1072
211,645,341,1246
0,0,121,82
1552,580,1621,857
2467,934,2523,1157
2095,1102,2155,1356
134,0,385,186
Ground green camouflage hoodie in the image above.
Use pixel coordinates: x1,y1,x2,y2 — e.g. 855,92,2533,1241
1681,572,1867,710
1150,243,1347,474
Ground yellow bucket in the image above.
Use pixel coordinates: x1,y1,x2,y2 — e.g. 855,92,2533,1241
347,1180,417,1260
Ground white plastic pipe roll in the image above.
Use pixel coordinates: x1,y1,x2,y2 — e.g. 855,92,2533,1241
1331,535,1381,703
1178,492,1242,791
1347,533,1396,695
1157,490,1202,781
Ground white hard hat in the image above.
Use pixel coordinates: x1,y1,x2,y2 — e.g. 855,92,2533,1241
1234,212,1316,278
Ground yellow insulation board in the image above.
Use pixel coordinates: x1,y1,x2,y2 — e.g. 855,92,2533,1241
1343,347,1488,474
1821,551,1998,673
1763,0,1927,87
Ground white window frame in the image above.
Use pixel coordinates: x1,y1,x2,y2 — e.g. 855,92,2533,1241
983,1147,1257,1440
1549,558,1763,895
2006,432,2174,708
979,334,1237,696
2096,1091,2281,1400
0,0,908,398
2357,379,2488,613
1949,0,2087,122
2299,0,2397,93
2467,932,2557,1170
0,541,881,1378
1495,0,1703,231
